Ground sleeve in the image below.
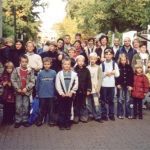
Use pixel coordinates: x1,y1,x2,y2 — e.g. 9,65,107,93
131,55,136,70
143,75,149,93
70,74,78,94
97,66,102,92
55,72,65,95
114,63,120,77
86,69,92,92
36,73,40,97
11,69,20,91
26,70,35,91
37,55,43,69
128,66,134,87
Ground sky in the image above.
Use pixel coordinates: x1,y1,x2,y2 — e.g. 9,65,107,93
38,0,67,33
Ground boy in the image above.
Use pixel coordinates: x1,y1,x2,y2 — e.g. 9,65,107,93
55,58,78,130
11,55,35,128
87,52,103,122
36,57,56,126
67,47,76,68
100,49,120,121
74,55,92,123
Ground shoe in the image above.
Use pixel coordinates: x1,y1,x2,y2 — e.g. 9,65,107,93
139,116,143,120
36,121,43,127
59,125,65,130
14,123,21,128
133,116,137,119
48,122,55,127
101,116,108,121
95,118,103,123
109,116,115,121
80,116,88,123
118,116,124,119
128,116,133,119
65,124,71,130
73,116,79,124
22,122,30,127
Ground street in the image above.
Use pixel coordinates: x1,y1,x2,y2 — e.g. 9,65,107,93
0,110,150,150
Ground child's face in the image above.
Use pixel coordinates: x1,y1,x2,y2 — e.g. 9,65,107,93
136,67,143,74
88,40,94,47
26,43,34,53
77,58,84,67
43,61,51,70
90,56,97,65
140,45,147,53
6,67,13,74
62,61,71,71
120,57,127,65
104,52,113,61
101,38,108,46
15,42,22,50
49,45,56,52
68,50,76,58
20,58,28,68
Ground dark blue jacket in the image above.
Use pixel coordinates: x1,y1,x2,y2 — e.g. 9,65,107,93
36,69,56,98
115,46,136,64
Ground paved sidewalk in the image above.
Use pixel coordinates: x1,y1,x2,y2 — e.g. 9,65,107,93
0,110,150,150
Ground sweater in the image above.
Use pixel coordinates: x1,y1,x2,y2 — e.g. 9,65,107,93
36,69,56,98
100,60,120,87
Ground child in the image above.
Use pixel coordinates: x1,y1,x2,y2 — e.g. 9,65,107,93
100,48,120,121
132,64,149,119
116,54,134,119
1,62,15,124
36,57,56,127
67,47,76,68
25,41,43,73
74,55,92,123
11,55,35,128
56,58,78,130
87,52,103,122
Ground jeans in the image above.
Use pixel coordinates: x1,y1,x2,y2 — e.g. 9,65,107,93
86,93,101,119
133,98,143,118
117,87,132,117
15,95,30,123
74,92,88,119
58,96,73,126
100,87,115,117
38,98,55,123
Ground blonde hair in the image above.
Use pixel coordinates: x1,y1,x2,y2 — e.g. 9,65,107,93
75,55,85,62
26,41,35,47
4,37,14,45
118,54,129,64
89,52,98,58
134,64,143,73
4,61,14,70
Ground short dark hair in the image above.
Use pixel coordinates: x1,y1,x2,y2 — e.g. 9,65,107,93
75,33,81,37
99,35,108,43
19,55,29,62
57,38,64,43
88,37,95,42
43,57,52,64
104,48,114,55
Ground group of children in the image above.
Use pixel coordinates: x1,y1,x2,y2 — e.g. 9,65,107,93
0,37,150,131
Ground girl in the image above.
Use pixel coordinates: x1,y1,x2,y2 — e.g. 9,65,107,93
1,61,15,124
116,54,134,119
132,64,149,119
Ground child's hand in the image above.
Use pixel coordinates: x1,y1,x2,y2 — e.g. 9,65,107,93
87,91,91,96
117,85,121,89
61,93,66,97
8,82,11,87
66,92,73,98
17,89,22,93
105,72,112,77
3,81,8,86
111,70,116,75
58,55,63,61
128,86,132,91
22,88,27,94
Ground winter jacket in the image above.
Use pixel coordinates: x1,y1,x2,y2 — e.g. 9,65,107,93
115,46,136,64
74,65,92,94
11,67,35,96
1,72,15,103
132,74,149,99
36,69,56,98
116,64,134,87
55,70,78,95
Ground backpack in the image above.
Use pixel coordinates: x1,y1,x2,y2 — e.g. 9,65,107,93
101,61,115,72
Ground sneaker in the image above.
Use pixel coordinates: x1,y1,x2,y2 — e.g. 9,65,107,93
22,122,30,127
95,118,103,123
109,116,115,121
14,123,21,128
48,122,55,127
101,116,108,121
128,116,133,119
65,124,71,130
133,116,137,119
118,116,124,119
59,125,65,130
73,116,79,124
36,121,43,127
139,116,143,120
80,116,88,123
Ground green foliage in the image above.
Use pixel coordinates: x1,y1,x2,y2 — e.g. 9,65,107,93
2,0,46,40
65,0,150,36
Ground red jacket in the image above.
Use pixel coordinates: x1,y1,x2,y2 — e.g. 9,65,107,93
132,74,149,99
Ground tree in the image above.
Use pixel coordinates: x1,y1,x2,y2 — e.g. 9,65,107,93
2,0,47,41
66,0,150,35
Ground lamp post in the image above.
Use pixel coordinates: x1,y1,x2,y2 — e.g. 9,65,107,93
12,0,17,42
0,0,2,38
